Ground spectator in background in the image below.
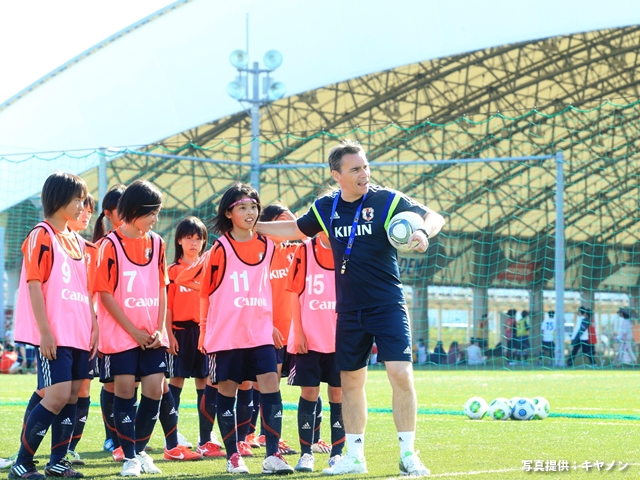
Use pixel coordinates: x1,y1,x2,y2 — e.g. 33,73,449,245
0,343,18,374
615,308,636,364
466,338,486,366
446,341,464,365
504,309,516,362
430,341,446,365
538,310,556,366
567,307,594,367
477,314,489,351
510,310,531,365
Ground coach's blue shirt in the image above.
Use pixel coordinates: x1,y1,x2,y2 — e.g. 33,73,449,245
297,185,427,313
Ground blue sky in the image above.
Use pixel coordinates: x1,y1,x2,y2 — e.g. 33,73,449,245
0,0,174,103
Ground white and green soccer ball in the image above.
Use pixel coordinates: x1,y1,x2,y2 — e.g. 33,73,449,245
463,396,489,420
488,397,512,421
532,396,551,420
511,397,536,421
386,211,424,253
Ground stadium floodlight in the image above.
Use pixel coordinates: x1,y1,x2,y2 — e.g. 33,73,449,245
229,49,249,69
263,50,283,70
267,81,286,101
227,80,245,100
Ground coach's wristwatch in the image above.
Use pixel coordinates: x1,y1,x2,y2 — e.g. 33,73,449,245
416,227,429,238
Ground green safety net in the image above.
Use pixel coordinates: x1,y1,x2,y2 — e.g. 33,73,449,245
1,100,638,370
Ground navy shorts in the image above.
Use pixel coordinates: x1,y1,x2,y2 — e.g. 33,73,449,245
288,351,341,388
276,347,294,377
167,321,208,379
336,304,412,371
100,347,167,379
209,345,277,384
37,347,91,389
87,356,99,379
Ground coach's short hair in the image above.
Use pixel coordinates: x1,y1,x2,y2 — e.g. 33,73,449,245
41,172,88,218
328,139,365,173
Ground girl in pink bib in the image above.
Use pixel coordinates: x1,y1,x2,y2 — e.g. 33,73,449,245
199,182,293,475
94,180,170,476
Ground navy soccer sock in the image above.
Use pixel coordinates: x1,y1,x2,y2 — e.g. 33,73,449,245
168,384,182,412
16,403,56,466
329,402,345,456
49,402,77,465
101,388,120,448
20,391,43,444
313,395,323,444
249,388,261,434
235,388,253,442
69,396,90,451
198,387,214,446
297,397,316,454
114,395,136,459
135,395,161,454
159,390,179,450
216,392,238,458
260,391,283,457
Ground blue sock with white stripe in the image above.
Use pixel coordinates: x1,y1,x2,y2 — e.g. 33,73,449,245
16,403,56,466
114,395,136,459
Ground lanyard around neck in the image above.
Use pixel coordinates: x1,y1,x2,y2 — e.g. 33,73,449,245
330,191,367,275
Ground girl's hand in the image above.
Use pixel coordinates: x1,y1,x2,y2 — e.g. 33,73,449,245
293,331,308,355
39,330,57,360
168,331,179,355
131,328,153,349
147,330,163,349
90,327,99,360
272,327,284,349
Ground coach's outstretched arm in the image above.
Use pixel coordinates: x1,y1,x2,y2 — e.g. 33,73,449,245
255,219,307,240
407,206,446,254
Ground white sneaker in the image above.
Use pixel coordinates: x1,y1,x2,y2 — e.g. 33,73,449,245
295,453,315,472
136,452,162,474
328,455,341,467
177,432,193,448
226,453,249,474
399,451,430,477
121,457,142,477
262,452,294,474
322,454,367,475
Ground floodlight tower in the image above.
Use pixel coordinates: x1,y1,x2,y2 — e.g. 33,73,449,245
227,49,286,192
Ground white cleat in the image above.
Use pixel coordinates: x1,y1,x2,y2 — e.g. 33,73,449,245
177,432,193,449
399,451,430,477
294,453,315,472
120,457,142,477
226,453,249,474
262,452,294,475
322,454,367,475
136,452,162,474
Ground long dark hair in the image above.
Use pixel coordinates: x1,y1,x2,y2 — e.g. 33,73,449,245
173,216,208,263
211,182,261,235
118,180,162,224
92,185,125,242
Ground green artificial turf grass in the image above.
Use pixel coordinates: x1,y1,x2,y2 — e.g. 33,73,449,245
0,370,638,479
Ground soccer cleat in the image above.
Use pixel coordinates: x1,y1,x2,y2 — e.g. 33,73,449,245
43,459,84,477
0,458,14,469
322,454,367,475
65,450,85,466
163,445,203,461
136,452,161,474
312,440,332,454
112,447,125,462
8,462,45,479
262,452,294,475
196,442,226,458
278,439,298,455
176,432,193,449
399,451,430,477
103,438,115,452
237,441,254,457
294,453,315,472
120,458,141,477
197,432,222,448
226,453,249,474
245,433,261,448
258,434,266,446
328,455,341,467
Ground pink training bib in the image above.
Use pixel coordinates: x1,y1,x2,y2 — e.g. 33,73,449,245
97,231,167,354
14,222,93,350
203,235,275,353
288,238,337,354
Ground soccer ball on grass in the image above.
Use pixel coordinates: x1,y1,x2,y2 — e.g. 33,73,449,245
463,396,488,420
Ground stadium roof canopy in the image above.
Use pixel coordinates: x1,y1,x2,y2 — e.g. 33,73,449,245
1,0,639,292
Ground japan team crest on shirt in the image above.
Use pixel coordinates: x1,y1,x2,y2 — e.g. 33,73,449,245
362,207,374,222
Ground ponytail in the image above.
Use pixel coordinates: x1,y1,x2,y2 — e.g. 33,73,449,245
92,212,106,243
